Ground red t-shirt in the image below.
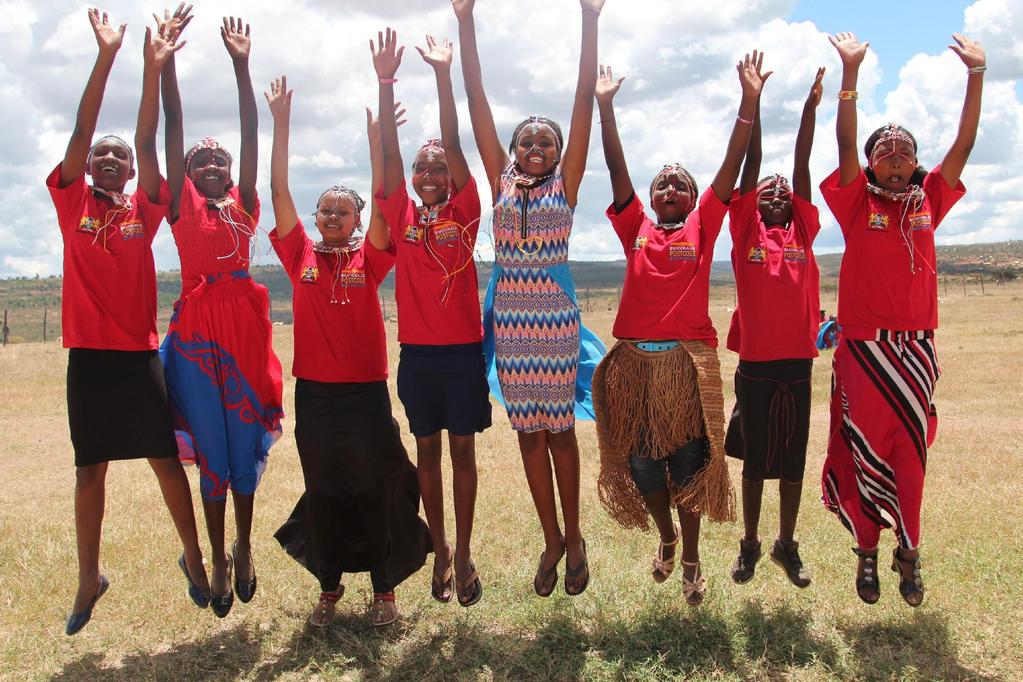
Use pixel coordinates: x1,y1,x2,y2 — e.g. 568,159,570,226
608,190,727,345
270,222,396,383
47,163,168,351
171,179,261,294
821,166,965,338
376,176,483,345
726,191,821,361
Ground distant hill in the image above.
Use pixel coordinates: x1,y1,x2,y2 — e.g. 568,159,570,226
2,241,1020,342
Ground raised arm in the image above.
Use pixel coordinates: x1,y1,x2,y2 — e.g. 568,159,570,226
792,67,824,201
560,0,605,206
452,0,508,197
419,35,470,190
60,9,125,187
265,76,298,239
222,16,257,213
710,51,766,202
365,104,408,251
594,65,633,205
829,33,869,186
940,33,985,188
159,5,191,220
372,27,405,201
137,15,188,202
738,73,768,196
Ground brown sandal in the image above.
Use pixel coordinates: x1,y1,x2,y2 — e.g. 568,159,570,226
681,559,706,606
652,524,680,584
431,546,454,603
533,545,565,597
308,585,344,628
456,560,483,607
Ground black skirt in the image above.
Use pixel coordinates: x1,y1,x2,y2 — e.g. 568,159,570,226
274,379,432,592
66,348,178,467
725,359,812,482
396,342,492,437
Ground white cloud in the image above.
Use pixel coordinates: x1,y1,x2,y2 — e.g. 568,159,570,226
0,0,1020,277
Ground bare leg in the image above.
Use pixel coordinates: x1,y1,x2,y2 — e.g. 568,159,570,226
148,457,209,594
548,428,584,566
72,462,107,613
778,479,802,543
518,430,564,569
639,488,677,562
416,432,451,585
201,497,228,595
448,433,478,578
232,491,255,587
741,477,764,542
677,508,702,581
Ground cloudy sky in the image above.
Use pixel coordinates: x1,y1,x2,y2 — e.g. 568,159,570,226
1,0,1020,277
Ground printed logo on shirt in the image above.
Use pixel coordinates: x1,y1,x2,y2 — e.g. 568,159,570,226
632,236,648,251
783,244,806,263
669,242,697,262
119,220,144,240
403,224,424,243
868,212,890,231
432,224,460,247
300,266,319,283
77,216,100,234
746,245,766,264
339,269,366,288
908,211,933,232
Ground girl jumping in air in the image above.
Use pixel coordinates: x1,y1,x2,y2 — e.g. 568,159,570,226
372,29,490,607
267,77,431,628
453,0,608,598
725,67,825,590
821,32,984,607
160,13,284,619
592,53,765,605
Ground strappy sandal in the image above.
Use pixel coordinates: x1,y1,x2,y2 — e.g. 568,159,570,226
533,544,565,597
852,547,880,605
431,546,454,604
891,548,925,607
681,560,706,606
308,585,344,628
369,592,398,627
565,539,590,596
652,524,680,584
456,560,483,607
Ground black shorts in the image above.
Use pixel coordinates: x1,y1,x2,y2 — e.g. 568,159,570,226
67,348,178,467
396,342,492,438
725,359,812,482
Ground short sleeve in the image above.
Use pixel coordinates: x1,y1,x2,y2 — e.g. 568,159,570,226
605,193,648,252
449,175,483,238
727,189,759,240
363,239,397,283
791,193,822,241
923,165,966,230
375,181,415,245
46,163,88,235
133,177,171,240
270,220,313,282
694,188,728,242
820,168,868,235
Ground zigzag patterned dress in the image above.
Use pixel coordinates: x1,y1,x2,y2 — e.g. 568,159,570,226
492,164,579,433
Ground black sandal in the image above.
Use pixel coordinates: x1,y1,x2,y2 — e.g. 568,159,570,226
891,548,925,607
852,547,880,605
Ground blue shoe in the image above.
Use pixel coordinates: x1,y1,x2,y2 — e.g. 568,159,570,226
210,554,235,618
233,541,257,604
178,554,210,609
65,575,109,636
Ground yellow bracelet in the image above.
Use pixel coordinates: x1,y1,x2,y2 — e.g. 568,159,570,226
838,90,858,101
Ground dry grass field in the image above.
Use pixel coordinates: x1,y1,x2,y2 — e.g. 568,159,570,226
1,281,1021,681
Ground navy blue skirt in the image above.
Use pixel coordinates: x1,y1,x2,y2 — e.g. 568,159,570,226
396,342,492,438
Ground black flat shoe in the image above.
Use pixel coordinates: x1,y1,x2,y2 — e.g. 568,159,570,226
211,555,235,618
178,554,210,609
65,575,109,636
233,541,257,604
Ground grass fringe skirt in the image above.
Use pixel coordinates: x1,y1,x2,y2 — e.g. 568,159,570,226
593,340,735,529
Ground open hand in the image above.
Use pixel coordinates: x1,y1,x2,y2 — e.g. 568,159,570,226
450,0,475,20
737,50,770,98
595,64,625,104
365,103,408,145
221,16,251,61
580,0,607,13
152,3,192,43
88,8,125,53
807,66,825,107
143,22,186,69
828,32,868,68
265,76,292,120
949,33,985,69
416,35,453,70
370,27,404,80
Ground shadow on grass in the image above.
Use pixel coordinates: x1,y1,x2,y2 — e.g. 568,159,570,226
736,599,839,669
840,611,1002,681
